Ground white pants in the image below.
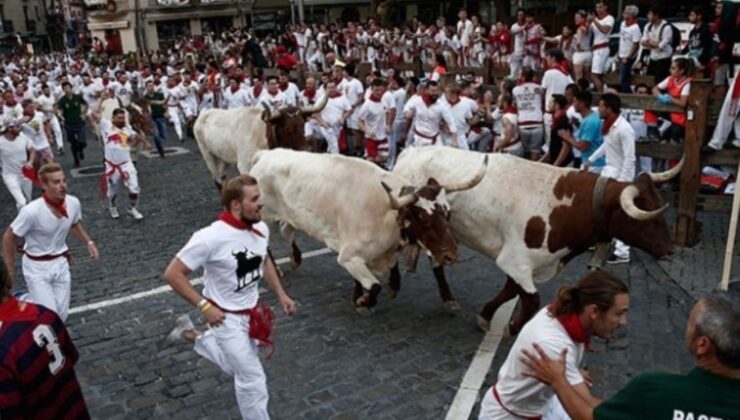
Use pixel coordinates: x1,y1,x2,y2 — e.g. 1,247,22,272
709,74,740,149
572,51,592,66
479,386,569,420
509,52,524,78
48,115,63,149
168,107,184,140
601,165,631,259
305,120,340,154
22,256,71,321
194,313,269,420
2,173,32,210
105,161,140,200
410,134,437,148
386,120,406,169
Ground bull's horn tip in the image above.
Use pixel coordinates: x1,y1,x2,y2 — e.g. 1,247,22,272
483,155,489,165
380,181,392,192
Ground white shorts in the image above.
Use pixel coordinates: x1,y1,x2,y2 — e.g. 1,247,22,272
572,51,592,66
591,48,610,75
105,160,140,196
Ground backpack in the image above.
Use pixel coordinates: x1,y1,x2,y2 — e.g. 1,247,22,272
650,21,681,51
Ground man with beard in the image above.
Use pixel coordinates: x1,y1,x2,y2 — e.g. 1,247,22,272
522,293,740,420
403,80,458,147
478,271,629,419
2,163,99,321
0,116,35,210
164,174,296,420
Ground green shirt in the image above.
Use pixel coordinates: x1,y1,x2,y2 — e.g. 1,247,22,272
57,94,86,125
594,368,740,420
144,92,165,119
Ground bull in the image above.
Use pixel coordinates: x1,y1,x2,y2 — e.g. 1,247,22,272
194,97,328,190
232,248,263,291
393,146,681,334
250,149,488,314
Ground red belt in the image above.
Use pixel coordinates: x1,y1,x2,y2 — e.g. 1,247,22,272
519,121,543,127
592,42,609,51
104,159,130,181
17,245,70,261
492,385,542,420
208,299,276,358
414,129,438,144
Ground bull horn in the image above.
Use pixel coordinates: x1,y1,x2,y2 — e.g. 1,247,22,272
443,155,489,193
301,94,329,115
261,103,281,122
381,181,417,210
648,155,685,183
619,185,669,221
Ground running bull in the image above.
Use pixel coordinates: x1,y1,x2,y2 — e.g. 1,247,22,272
393,146,681,334
250,148,488,314
194,97,328,189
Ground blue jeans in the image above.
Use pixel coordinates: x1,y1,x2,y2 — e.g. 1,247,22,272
619,58,635,93
153,116,168,156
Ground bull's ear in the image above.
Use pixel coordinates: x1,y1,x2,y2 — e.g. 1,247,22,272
427,177,440,186
400,186,415,196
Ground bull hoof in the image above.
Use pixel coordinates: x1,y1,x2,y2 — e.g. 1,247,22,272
290,257,301,271
505,321,521,337
442,300,461,314
355,306,375,316
476,314,490,332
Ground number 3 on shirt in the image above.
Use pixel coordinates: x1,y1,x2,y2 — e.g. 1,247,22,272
32,325,65,375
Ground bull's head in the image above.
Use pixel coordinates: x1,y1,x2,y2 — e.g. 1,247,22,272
609,157,684,258
231,248,248,260
261,96,328,151
126,102,155,136
381,156,488,265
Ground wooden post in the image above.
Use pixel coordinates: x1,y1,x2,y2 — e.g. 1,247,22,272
720,159,740,291
675,79,712,246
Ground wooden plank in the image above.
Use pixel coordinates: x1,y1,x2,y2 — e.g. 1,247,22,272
603,73,655,87
675,79,712,246
593,92,684,113
661,191,734,213
635,142,683,160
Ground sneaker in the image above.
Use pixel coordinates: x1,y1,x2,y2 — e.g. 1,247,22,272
109,206,120,219
57,148,65,156
166,314,194,345
606,255,630,265
128,207,144,220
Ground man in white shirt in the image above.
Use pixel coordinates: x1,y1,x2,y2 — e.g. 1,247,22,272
164,78,184,142
2,163,99,321
479,270,629,419
337,64,365,156
441,84,477,149
386,75,409,169
164,174,296,420
617,5,642,93
36,84,64,155
588,1,615,92
0,116,35,210
222,77,250,109
80,73,104,139
541,50,575,108
178,72,200,138
403,81,459,147
109,71,134,106
19,99,54,165
457,8,474,66
298,77,324,109
584,93,636,264
509,9,527,78
277,71,300,107
246,77,265,107
258,76,288,113
304,80,351,154
512,67,545,160
358,79,393,163
640,6,674,85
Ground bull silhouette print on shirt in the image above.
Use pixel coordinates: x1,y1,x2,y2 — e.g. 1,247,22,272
231,248,263,292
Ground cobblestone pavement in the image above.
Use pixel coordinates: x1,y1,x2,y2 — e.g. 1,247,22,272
1,127,737,419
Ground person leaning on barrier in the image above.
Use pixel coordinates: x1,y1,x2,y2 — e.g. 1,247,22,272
521,293,740,420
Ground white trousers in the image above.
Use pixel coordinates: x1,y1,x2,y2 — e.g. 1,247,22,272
509,52,524,78
50,115,63,149
479,386,570,420
386,120,407,169
2,173,32,210
168,107,184,140
105,161,140,200
194,313,269,420
601,165,631,259
305,120,340,154
22,256,71,321
708,74,740,149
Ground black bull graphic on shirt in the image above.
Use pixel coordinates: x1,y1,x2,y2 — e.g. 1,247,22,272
231,249,263,292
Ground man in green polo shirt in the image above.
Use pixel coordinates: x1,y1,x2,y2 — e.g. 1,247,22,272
520,293,740,420
56,82,87,167
143,81,166,158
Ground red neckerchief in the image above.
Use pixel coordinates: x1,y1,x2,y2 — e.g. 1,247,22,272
434,65,447,75
5,98,17,107
624,17,637,26
0,297,39,322
303,88,316,99
503,105,518,114
554,60,570,76
43,192,68,218
551,110,566,128
279,82,289,92
421,94,436,106
551,307,591,351
602,114,618,135
369,94,382,103
218,211,264,237
102,79,109,86
253,86,263,98
328,91,342,98
230,86,240,94
23,108,34,117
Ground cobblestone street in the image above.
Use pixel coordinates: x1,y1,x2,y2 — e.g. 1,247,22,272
1,128,737,419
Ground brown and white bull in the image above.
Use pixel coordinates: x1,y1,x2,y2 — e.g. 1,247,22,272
194,97,327,189
393,146,681,333
249,148,488,313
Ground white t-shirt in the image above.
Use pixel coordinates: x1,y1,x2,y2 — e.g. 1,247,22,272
81,82,103,108
280,82,301,107
109,81,133,105
11,195,82,256
511,23,526,53
457,19,474,47
100,118,136,165
512,82,544,124
0,133,31,176
21,112,50,151
321,96,352,126
358,97,390,140
493,307,585,418
541,69,574,106
591,14,614,46
443,96,477,135
258,90,288,113
391,88,407,125
222,88,250,109
338,78,365,129
618,22,642,59
176,220,270,311
403,97,457,137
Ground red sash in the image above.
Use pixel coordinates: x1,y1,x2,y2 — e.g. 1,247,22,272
209,299,276,359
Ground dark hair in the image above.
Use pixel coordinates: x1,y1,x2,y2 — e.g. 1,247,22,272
546,49,564,62
112,108,126,117
392,74,404,87
690,6,703,18
565,83,580,94
648,5,664,17
520,66,534,82
435,53,447,69
344,63,356,77
0,259,8,299
673,57,694,76
574,90,593,107
220,174,258,208
501,94,513,107
600,93,621,114
371,78,385,88
550,271,628,316
576,78,590,92
634,83,650,92
266,75,278,83
551,94,567,110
